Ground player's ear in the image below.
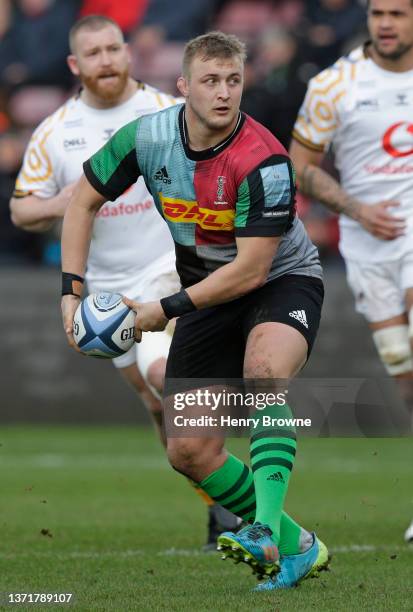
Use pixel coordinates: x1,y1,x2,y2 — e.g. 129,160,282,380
67,54,80,77
177,76,189,98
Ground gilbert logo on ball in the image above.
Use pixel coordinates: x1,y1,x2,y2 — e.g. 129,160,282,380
73,292,136,358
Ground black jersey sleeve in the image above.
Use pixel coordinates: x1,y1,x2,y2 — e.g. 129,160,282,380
234,155,296,237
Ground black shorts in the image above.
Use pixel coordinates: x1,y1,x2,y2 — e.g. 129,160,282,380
165,274,324,380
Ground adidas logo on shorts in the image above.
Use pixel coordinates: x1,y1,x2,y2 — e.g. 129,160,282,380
289,309,308,329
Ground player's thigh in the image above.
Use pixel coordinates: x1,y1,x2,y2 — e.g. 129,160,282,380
406,288,413,312
244,322,308,379
401,254,413,335
346,259,412,374
136,329,171,381
369,314,408,332
140,252,181,302
137,258,179,381
163,304,245,445
164,305,245,381
345,259,405,322
242,274,324,379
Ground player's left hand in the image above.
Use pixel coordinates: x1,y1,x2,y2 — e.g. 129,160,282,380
122,297,168,342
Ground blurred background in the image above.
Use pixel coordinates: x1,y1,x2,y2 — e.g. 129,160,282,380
0,0,386,422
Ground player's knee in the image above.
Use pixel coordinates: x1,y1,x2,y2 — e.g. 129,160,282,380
372,325,413,376
166,439,205,473
167,438,218,477
147,357,166,395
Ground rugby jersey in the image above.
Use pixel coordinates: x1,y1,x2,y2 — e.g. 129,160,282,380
15,83,179,286
293,45,413,263
85,104,322,287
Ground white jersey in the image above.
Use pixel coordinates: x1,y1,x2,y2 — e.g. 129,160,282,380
293,45,413,263
15,83,179,286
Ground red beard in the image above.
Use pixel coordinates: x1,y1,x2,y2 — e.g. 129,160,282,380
82,68,129,103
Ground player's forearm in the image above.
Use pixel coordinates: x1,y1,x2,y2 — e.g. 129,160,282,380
186,263,258,309
297,164,362,221
9,195,62,232
186,236,279,309
61,176,105,276
61,206,93,277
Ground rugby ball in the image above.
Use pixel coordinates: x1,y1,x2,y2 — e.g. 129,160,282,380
73,292,136,358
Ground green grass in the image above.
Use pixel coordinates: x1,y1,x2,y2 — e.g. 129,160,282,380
0,426,412,611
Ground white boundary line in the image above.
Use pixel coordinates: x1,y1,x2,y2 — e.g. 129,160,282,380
0,545,411,560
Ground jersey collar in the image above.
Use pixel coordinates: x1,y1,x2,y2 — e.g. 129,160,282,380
179,105,245,161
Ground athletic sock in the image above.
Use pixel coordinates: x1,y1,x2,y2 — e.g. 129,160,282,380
200,454,256,522
250,404,297,544
278,512,312,555
198,453,308,553
277,511,301,555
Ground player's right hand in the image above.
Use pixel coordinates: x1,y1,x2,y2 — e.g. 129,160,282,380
358,201,406,240
61,294,82,352
122,296,142,344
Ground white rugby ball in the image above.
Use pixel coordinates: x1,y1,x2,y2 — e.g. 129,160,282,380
73,292,135,359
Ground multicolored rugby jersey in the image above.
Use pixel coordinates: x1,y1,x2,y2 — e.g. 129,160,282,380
84,105,322,287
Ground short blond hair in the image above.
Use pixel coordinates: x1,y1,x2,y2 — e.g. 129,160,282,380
182,31,247,79
69,15,123,54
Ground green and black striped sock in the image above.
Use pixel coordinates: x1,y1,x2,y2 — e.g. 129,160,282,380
250,404,297,544
199,452,305,554
200,454,256,522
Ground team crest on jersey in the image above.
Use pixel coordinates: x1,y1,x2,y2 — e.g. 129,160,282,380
214,175,227,205
160,194,234,230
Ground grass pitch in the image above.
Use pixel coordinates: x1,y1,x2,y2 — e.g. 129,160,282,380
0,426,412,611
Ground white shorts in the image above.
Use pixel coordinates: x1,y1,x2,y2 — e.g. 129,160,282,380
345,254,413,323
87,251,180,378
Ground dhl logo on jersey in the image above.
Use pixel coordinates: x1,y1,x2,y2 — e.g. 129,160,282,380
160,194,234,231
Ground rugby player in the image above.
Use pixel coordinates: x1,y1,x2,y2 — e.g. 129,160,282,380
61,31,330,589
289,0,413,542
10,15,240,547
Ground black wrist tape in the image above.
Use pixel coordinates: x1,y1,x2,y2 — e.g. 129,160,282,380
62,272,84,297
160,289,196,319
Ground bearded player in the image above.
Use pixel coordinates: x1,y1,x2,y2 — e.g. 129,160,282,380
290,0,413,541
